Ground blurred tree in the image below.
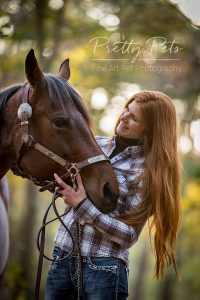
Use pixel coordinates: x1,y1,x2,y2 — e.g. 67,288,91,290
131,241,149,300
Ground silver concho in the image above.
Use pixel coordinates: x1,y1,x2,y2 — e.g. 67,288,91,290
87,155,107,164
17,103,32,120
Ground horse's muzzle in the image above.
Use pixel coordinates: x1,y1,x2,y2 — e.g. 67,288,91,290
101,182,118,213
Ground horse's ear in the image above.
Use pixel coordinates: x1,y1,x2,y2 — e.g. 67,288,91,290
58,59,70,81
25,49,45,88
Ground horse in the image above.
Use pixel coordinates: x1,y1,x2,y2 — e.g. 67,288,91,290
0,177,9,276
0,49,119,276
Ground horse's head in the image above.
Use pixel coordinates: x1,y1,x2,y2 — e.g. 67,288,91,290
6,50,119,213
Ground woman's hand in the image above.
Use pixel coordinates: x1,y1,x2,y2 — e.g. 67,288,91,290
54,173,87,208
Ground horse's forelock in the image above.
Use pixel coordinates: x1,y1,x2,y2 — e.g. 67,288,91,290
44,75,91,125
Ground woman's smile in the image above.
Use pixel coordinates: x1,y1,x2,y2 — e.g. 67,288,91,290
119,122,128,130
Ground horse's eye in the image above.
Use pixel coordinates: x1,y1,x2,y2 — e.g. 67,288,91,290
53,117,70,128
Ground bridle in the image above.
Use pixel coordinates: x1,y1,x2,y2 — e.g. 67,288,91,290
11,83,110,192
12,83,111,300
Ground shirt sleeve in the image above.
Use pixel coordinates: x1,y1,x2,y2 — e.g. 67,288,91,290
73,198,139,249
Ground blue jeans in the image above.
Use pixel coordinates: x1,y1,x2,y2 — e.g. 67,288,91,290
45,247,129,300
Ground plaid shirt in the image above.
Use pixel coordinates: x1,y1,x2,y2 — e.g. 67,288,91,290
55,136,145,263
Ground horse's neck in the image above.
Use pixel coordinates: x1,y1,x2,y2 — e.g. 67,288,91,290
0,148,16,179
0,114,19,179
0,142,8,178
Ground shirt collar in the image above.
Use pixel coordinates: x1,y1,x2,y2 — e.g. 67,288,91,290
109,136,144,159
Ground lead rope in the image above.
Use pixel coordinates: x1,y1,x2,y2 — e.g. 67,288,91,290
73,171,83,299
35,191,76,300
76,222,83,299
35,174,83,300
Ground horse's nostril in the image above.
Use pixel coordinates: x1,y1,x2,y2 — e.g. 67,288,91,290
103,183,115,206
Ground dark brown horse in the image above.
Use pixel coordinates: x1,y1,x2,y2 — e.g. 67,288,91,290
0,49,119,275
0,177,9,276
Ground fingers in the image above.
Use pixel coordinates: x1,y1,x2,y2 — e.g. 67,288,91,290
54,173,68,189
53,172,86,208
54,172,84,194
76,172,83,187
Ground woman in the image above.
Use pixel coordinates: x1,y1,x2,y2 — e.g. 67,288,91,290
45,91,181,300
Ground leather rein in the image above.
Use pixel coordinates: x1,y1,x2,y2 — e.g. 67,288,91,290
12,83,110,300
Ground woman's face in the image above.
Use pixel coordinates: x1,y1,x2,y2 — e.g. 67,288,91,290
116,100,145,140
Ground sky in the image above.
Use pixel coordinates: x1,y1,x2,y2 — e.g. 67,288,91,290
170,0,200,27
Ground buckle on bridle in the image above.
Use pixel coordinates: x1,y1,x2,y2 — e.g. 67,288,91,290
68,163,79,176
68,163,79,191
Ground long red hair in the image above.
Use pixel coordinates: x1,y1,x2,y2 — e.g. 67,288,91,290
116,91,181,279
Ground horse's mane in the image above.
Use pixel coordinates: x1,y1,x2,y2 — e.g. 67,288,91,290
0,85,22,124
0,75,90,125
